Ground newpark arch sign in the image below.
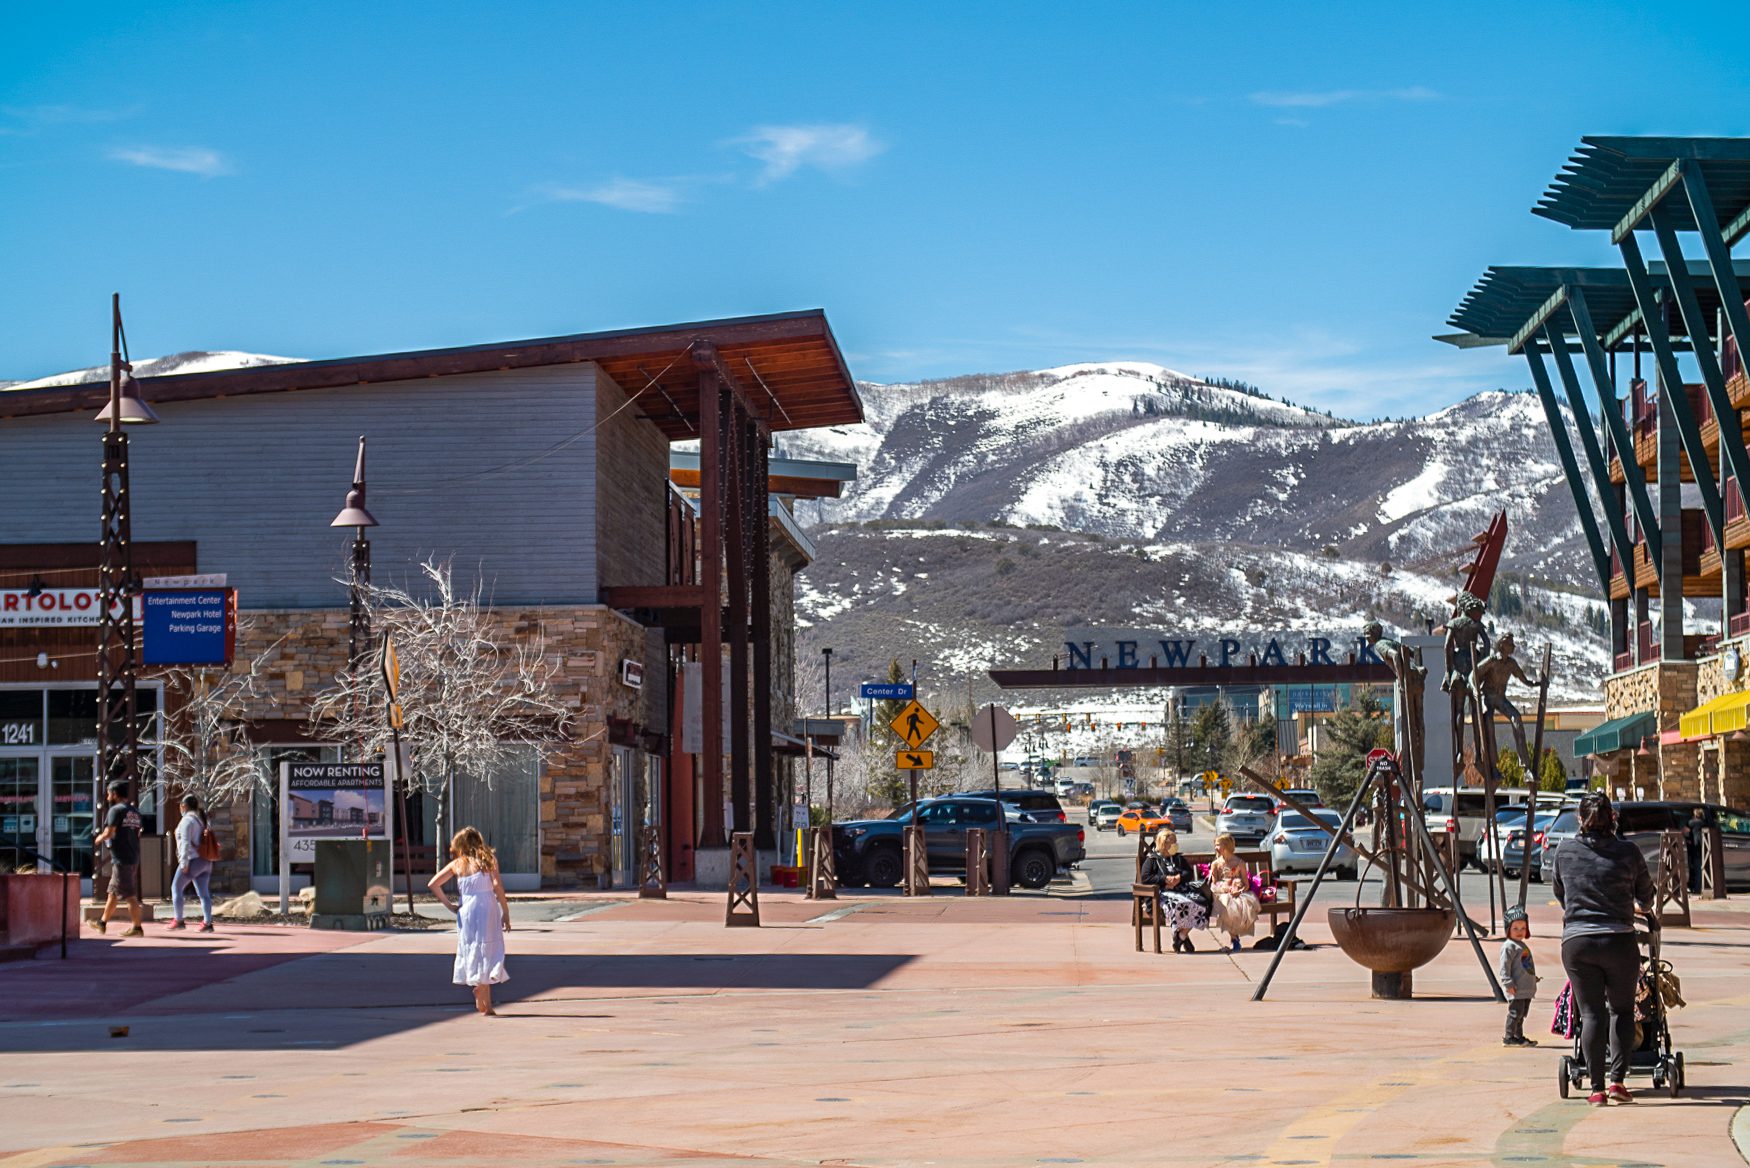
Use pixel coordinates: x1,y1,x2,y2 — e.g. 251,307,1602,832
988,629,1393,689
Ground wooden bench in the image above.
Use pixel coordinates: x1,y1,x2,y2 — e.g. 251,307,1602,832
1181,848,1299,942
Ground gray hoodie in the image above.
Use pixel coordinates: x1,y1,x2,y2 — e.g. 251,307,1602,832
1551,832,1655,939
1498,936,1537,998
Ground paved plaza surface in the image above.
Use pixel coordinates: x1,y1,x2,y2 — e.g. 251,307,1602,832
3,886,1748,1168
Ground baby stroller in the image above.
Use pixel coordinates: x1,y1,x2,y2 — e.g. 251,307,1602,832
1558,923,1687,1098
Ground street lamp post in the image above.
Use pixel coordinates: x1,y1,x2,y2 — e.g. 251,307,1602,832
330,438,404,911
330,437,378,679
95,294,159,810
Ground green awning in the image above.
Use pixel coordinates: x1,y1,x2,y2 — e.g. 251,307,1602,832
1573,711,1657,757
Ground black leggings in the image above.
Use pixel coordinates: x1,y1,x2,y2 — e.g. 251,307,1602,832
1562,933,1639,1090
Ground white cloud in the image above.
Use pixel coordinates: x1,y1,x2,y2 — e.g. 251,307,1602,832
1248,86,1440,109
733,123,884,184
107,145,232,177
531,177,683,214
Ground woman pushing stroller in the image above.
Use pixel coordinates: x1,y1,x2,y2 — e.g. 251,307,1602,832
1552,792,1656,1106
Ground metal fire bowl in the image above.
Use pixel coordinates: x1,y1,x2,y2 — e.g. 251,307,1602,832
1327,907,1457,974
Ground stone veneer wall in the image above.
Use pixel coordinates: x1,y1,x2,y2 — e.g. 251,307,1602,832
1687,647,1750,808
154,603,658,892
1601,661,1698,802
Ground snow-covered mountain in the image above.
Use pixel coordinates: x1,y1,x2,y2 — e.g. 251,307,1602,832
1,350,300,391
781,362,1614,704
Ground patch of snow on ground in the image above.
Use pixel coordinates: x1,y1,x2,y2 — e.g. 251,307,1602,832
1379,459,1448,523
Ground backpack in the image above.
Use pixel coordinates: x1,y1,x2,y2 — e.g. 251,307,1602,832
196,816,221,862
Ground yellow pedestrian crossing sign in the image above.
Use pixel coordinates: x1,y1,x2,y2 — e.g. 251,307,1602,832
896,750,934,770
889,700,939,748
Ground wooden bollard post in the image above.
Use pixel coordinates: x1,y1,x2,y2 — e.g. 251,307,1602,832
964,828,990,896
726,832,760,927
808,824,838,900
903,825,931,896
638,825,667,899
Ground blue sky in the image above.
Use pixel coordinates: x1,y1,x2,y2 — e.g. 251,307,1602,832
4,1,1750,418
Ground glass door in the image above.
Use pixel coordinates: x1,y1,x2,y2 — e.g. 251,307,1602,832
49,754,97,878
0,756,42,871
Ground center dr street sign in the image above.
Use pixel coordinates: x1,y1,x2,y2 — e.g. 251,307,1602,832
861,682,914,700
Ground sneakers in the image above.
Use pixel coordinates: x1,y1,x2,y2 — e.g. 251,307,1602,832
166,920,187,931
1607,1084,1636,1104
89,919,107,935
1502,1036,1539,1047
197,922,214,933
1230,937,1242,952
1587,1090,1609,1107
121,926,145,937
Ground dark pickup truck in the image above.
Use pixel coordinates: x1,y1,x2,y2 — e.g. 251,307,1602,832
832,796,1087,890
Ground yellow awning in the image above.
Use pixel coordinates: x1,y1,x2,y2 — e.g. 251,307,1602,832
1678,690,1750,740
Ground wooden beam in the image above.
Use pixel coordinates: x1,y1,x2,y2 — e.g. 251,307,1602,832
726,396,752,837
601,584,707,610
697,351,725,848
752,431,775,851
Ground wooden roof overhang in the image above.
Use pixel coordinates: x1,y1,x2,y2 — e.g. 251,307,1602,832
0,309,864,440
669,451,857,499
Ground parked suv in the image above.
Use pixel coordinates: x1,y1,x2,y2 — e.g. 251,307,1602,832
1423,787,1559,870
1215,794,1275,845
965,788,1067,823
1612,801,1750,890
831,796,1086,889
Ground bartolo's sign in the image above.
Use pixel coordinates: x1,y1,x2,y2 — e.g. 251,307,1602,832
0,588,139,628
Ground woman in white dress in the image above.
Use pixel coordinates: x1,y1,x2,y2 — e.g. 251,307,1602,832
429,826,511,1015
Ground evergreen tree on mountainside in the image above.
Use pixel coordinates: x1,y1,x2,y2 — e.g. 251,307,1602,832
1307,694,1393,807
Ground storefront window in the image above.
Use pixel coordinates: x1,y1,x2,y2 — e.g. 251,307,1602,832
454,747,541,875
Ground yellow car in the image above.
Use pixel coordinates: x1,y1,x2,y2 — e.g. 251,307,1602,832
1114,808,1171,837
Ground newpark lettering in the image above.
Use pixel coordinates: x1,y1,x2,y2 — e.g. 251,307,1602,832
989,629,1393,691
1061,632,1383,671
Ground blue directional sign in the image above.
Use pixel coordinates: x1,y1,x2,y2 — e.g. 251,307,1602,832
141,589,236,666
860,682,914,700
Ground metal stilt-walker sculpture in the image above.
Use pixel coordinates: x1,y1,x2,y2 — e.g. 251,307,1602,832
1253,520,1511,1003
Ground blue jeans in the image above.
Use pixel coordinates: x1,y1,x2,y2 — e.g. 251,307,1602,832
172,859,213,924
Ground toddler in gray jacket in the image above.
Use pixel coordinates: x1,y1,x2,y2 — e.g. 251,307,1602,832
1499,905,1540,1046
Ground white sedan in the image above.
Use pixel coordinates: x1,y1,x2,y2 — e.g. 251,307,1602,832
1270,809,1357,878
1092,803,1122,831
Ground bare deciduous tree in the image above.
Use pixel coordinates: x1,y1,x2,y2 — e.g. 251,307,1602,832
150,633,285,806
309,559,574,853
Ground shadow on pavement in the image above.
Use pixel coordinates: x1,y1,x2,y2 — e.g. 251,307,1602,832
0,951,917,1053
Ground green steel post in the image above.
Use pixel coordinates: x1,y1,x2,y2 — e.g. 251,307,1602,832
1566,285,1663,563
1524,343,1612,589
1681,160,1750,394
1543,324,1641,569
1642,219,1737,542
